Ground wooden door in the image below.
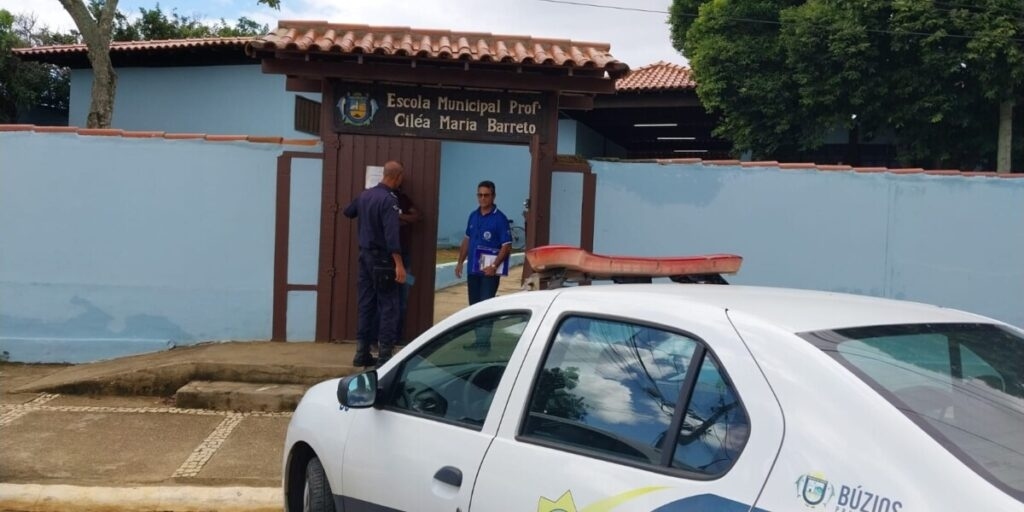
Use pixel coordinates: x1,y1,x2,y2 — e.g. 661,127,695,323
317,134,441,342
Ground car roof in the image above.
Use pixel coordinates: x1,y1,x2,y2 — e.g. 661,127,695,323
545,284,992,333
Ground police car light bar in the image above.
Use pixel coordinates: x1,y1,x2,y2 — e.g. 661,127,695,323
525,245,742,289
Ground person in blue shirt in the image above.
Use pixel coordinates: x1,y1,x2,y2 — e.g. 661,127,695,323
455,180,512,305
343,160,407,367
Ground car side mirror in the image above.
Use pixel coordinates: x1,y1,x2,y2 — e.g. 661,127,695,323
337,371,378,409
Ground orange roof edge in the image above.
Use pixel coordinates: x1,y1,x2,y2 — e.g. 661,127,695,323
0,125,320,148
3,125,1019,178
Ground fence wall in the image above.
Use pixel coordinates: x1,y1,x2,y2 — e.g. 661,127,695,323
4,131,1021,363
557,161,1024,328
0,130,320,362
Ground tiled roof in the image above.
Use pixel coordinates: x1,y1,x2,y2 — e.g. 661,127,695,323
0,124,319,147
616,61,695,92
245,21,629,77
12,37,250,57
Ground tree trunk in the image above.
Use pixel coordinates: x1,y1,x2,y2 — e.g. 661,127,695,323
845,124,861,167
997,99,1013,173
84,48,117,128
58,0,118,128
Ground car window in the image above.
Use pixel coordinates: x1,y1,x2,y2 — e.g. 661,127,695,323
804,323,1024,501
672,354,749,474
388,312,529,429
521,315,750,476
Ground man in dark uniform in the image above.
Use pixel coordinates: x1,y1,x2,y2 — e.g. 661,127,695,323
343,161,407,367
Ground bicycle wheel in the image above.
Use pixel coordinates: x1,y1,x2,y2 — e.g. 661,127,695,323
510,225,526,251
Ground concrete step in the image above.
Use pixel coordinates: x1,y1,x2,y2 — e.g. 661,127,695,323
174,380,310,412
13,342,358,396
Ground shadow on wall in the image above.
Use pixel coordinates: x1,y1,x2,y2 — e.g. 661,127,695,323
0,296,193,363
1,296,193,341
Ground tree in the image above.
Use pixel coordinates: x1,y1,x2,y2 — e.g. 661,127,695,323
670,0,805,158
58,0,279,128
57,0,118,128
112,4,268,41
778,1,894,159
1,10,73,122
670,0,1024,171
890,1,1024,171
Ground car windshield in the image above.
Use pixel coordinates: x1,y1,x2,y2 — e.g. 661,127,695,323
802,323,1024,501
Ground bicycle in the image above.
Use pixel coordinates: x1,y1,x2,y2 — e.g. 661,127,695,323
509,219,526,251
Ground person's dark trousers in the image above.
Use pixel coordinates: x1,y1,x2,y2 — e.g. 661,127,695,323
467,274,500,305
466,273,499,351
354,250,401,366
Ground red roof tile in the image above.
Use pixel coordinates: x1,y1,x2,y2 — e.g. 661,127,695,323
12,37,250,58
0,125,318,147
245,21,629,77
616,61,695,92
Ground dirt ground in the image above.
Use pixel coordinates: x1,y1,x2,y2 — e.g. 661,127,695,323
436,247,460,264
0,362,69,404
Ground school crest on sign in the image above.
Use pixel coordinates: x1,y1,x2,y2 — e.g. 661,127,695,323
338,93,378,126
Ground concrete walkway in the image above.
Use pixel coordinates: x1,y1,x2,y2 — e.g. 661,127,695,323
0,266,525,512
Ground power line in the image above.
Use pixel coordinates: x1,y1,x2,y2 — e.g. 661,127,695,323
933,1,1024,16
536,0,668,14
537,0,1024,43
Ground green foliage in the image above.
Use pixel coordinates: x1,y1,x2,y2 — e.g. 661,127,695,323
0,10,72,122
106,4,269,41
5,2,271,123
670,0,1024,169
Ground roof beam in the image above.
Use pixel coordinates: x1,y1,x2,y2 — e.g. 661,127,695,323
260,58,617,94
286,77,322,93
594,93,701,108
558,95,594,110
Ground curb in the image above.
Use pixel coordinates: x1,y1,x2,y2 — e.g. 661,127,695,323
435,255,526,290
0,483,281,512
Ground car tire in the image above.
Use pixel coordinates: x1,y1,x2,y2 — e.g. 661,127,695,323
303,456,336,512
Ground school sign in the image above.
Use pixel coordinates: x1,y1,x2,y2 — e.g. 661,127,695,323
333,83,547,144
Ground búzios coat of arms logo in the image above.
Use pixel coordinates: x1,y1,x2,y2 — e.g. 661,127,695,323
338,93,378,126
796,473,835,508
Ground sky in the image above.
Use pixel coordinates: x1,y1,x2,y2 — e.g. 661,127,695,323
0,0,685,68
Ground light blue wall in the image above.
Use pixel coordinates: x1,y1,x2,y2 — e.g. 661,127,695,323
557,119,577,155
285,157,323,341
69,65,319,138
437,141,531,247
0,131,321,362
580,161,1024,328
550,172,583,246
4,129,1019,363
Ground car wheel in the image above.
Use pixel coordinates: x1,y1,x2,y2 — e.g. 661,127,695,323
303,456,336,512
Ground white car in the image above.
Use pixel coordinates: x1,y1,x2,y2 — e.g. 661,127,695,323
282,281,1024,511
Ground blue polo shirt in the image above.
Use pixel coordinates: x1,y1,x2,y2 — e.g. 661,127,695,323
343,183,402,255
465,206,511,274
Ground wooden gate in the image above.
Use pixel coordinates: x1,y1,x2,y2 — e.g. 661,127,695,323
316,134,441,342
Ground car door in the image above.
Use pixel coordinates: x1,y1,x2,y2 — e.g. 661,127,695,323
471,294,785,511
340,308,539,511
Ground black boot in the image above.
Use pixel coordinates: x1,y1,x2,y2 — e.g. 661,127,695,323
352,342,377,367
375,345,394,367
